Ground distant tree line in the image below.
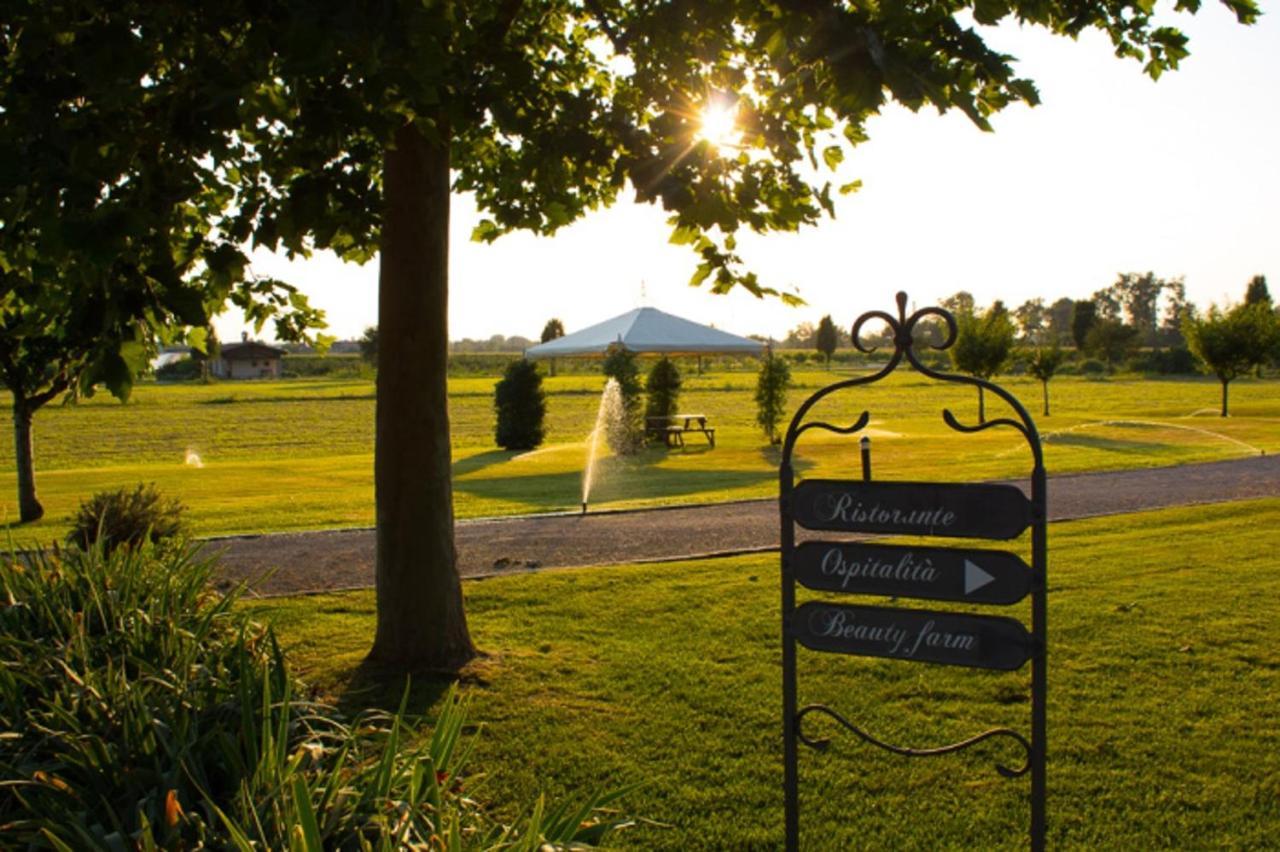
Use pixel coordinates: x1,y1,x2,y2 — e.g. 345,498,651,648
780,272,1279,370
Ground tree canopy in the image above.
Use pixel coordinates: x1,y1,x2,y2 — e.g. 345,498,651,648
950,304,1016,423
1183,302,1279,416
541,319,567,344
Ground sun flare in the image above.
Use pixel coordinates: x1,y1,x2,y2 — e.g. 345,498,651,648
698,100,739,150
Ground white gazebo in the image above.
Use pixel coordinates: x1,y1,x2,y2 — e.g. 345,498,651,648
524,307,764,359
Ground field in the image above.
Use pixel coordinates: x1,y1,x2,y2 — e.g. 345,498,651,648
250,499,1280,849
2,370,1278,546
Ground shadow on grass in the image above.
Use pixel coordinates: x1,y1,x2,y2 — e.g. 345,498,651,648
1043,433,1173,455
452,449,517,478
454,463,781,509
333,655,479,717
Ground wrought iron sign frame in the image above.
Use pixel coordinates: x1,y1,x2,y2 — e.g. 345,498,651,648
779,292,1047,851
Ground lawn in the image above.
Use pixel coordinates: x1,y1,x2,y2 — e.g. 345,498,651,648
2,370,1278,546
250,498,1280,849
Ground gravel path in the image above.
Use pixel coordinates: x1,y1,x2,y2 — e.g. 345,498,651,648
210,455,1280,596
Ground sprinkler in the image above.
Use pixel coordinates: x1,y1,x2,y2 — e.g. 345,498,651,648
581,501,588,515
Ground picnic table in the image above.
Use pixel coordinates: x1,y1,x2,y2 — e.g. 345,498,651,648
646,413,715,448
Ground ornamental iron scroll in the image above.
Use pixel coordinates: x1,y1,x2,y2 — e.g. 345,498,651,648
779,292,1047,852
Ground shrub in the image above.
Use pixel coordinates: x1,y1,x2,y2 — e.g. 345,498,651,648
66,483,186,553
755,352,792,444
602,345,643,453
282,353,369,378
155,357,201,381
644,357,682,424
1080,359,1107,376
0,543,632,849
1126,346,1199,375
494,358,547,450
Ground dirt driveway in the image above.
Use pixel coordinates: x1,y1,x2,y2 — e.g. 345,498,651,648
210,455,1280,596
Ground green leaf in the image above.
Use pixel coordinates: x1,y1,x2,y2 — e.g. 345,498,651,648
471,219,502,243
838,180,863,195
822,146,844,170
187,326,209,355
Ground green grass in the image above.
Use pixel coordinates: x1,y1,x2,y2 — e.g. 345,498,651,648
249,499,1280,849
2,371,1278,545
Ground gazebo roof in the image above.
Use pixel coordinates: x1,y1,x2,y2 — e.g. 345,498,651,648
524,307,764,359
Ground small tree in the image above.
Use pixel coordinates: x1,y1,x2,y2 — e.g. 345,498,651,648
1084,319,1139,370
359,326,379,365
493,359,546,450
1183,303,1280,416
950,306,1016,423
540,319,566,343
755,352,792,444
815,315,839,368
1244,275,1271,307
540,319,565,376
602,345,642,453
1071,301,1098,350
1025,345,1066,417
644,357,682,425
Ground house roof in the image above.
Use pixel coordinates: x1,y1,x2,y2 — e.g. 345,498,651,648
220,341,287,360
523,307,764,358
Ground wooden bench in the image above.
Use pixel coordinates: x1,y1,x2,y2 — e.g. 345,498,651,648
646,414,715,448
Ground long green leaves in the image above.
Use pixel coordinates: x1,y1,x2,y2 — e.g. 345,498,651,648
0,542,632,849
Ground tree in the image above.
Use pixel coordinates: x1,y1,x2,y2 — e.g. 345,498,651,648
494,359,546,450
1159,279,1193,347
1091,287,1123,322
1108,272,1171,345
359,327,380,365
1024,345,1066,417
1183,303,1279,416
783,322,816,348
602,345,643,454
941,291,976,318
1084,319,1139,369
1245,275,1271,307
1071,301,1099,350
5,0,1256,671
950,305,1016,423
540,319,566,343
0,4,324,524
540,318,565,375
814,315,839,368
1047,298,1075,345
755,352,792,445
1014,298,1047,344
644,357,682,425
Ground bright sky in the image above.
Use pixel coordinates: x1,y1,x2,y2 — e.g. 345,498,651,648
232,6,1280,344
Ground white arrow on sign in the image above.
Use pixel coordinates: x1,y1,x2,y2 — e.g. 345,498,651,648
964,560,996,595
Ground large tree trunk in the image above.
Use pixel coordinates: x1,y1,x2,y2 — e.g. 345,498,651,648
12,399,43,523
368,121,476,671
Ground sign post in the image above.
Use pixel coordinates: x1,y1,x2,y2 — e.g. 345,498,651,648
779,293,1047,851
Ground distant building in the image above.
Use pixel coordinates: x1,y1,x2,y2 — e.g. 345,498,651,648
211,341,286,379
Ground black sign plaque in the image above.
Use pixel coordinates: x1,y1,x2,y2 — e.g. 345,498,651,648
791,479,1032,540
793,542,1033,605
792,601,1034,671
